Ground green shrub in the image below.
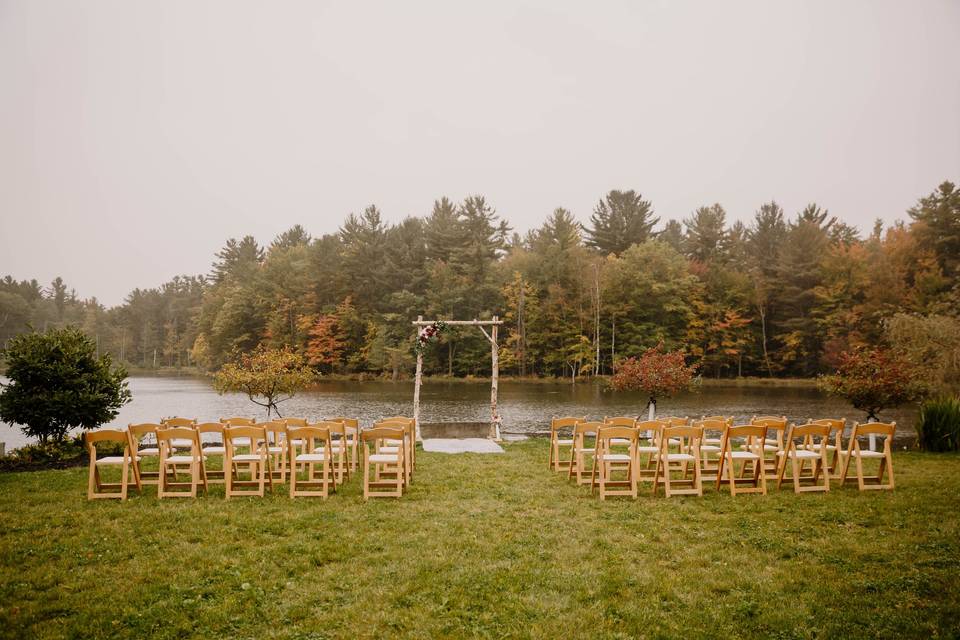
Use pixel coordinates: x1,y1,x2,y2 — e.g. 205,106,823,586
0,435,123,472
917,396,960,452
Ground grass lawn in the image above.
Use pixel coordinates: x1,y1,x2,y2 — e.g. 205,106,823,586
1,441,959,639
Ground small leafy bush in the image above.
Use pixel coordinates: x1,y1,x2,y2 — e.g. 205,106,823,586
0,434,124,472
917,396,960,452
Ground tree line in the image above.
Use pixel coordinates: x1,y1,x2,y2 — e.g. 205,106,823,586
2,181,958,381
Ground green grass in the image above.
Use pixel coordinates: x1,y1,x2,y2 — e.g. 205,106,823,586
1,442,959,639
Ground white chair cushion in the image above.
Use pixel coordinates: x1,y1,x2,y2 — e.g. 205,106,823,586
384,438,404,446
96,456,140,465
729,451,760,460
296,453,327,462
555,439,573,445
231,453,262,462
703,438,722,445
763,444,780,451
229,437,252,446
777,449,819,459
600,453,631,462
668,438,681,445
638,446,659,453
379,446,400,454
808,443,837,451
166,454,207,463
289,439,304,446
267,446,284,454
699,445,721,452
575,447,596,453
170,439,194,448
665,453,695,462
203,446,226,455
369,453,398,463
764,438,779,445
851,449,885,458
609,438,631,445
137,448,161,456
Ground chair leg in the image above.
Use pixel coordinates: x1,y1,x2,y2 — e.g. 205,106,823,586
776,453,788,490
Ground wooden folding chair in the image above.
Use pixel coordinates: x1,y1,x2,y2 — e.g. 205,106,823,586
314,420,350,485
635,419,664,479
715,424,768,496
602,416,637,474
224,425,273,498
286,425,336,498
85,429,140,500
839,422,896,491
653,425,703,497
776,422,831,493
548,416,583,472
220,416,256,452
591,426,639,499
156,427,207,498
567,421,603,486
376,418,414,486
161,417,197,453
805,418,846,478
261,421,289,484
362,426,406,499
697,417,730,482
751,415,788,479
382,415,416,472
326,416,360,471
195,422,227,484
127,423,164,486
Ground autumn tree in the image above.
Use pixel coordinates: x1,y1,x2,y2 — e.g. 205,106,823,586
213,346,316,417
818,346,927,421
609,344,697,419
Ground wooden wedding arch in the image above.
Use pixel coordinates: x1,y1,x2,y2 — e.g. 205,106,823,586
412,315,503,442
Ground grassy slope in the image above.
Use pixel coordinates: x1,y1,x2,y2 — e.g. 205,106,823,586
0,442,958,640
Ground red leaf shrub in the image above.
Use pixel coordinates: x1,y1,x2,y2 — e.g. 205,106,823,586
609,345,697,403
818,346,927,421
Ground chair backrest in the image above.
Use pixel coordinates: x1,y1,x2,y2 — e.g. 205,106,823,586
810,418,845,434
196,422,224,435
284,417,309,428
128,423,162,445
597,425,638,444
785,422,831,445
702,415,732,423
314,420,347,438
751,415,787,429
361,426,405,442
661,425,702,451
162,417,196,428
851,421,896,438
725,424,768,441
85,429,129,452
699,417,729,433
382,416,415,426
263,420,287,444
661,416,690,426
572,421,604,438
156,426,201,450
223,425,267,453
603,416,637,428
327,416,360,430
286,425,331,449
551,416,584,431
220,417,255,427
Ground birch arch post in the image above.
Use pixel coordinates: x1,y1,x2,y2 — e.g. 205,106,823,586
412,315,503,442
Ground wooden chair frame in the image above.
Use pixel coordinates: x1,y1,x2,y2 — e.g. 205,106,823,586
751,415,788,479
653,425,703,497
286,425,336,498
326,416,360,472
314,420,350,485
567,421,603,486
635,419,665,478
362,427,406,499
382,415,416,473
263,421,289,484
776,423,831,493
697,418,730,482
86,430,140,500
224,425,273,498
375,418,414,486
805,418,846,478
127,423,164,486
548,416,584,472
195,422,227,484
591,426,639,499
715,424,768,496
157,427,208,498
839,422,896,491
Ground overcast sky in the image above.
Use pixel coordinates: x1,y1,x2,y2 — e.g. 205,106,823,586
1,0,958,306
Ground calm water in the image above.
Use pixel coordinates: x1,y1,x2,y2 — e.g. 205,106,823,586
0,376,918,450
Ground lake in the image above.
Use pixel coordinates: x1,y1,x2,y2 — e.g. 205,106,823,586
0,376,919,451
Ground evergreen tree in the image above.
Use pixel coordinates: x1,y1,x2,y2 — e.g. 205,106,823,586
683,204,727,263
584,190,659,255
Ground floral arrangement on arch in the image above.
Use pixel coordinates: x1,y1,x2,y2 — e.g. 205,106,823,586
414,320,448,356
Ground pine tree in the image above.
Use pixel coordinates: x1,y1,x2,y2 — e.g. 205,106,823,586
683,204,727,263
584,190,659,255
